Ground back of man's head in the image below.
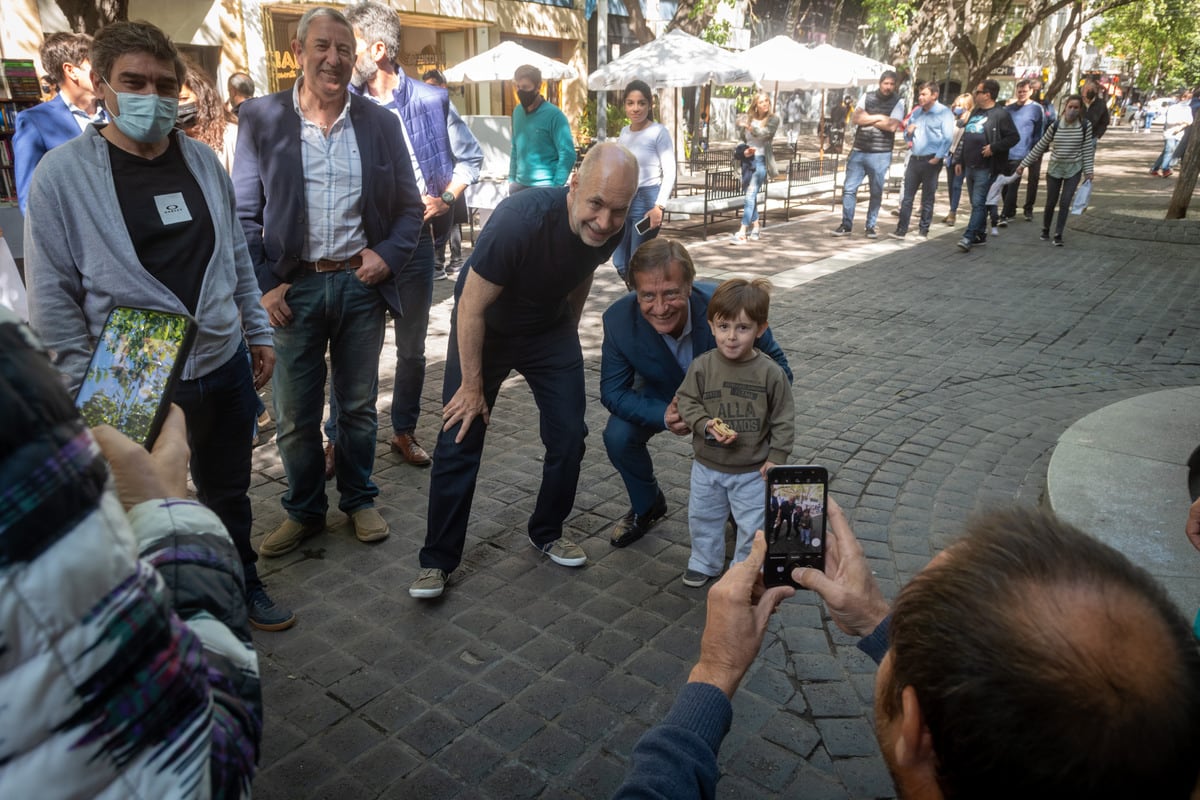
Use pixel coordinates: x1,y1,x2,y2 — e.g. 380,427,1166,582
885,507,1200,799
227,71,254,101
39,32,92,86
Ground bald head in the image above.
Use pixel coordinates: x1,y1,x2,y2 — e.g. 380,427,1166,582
576,141,638,187
881,507,1200,798
566,142,639,248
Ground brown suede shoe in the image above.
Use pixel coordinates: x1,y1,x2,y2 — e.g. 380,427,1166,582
260,517,325,557
350,507,390,543
324,442,335,481
390,432,432,467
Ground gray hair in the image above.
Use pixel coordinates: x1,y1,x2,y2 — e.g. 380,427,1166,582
344,2,402,62
296,7,355,50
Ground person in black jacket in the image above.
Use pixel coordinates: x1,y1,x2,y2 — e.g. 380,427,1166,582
953,79,1019,253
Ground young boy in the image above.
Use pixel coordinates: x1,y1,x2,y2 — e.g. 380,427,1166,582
675,278,794,587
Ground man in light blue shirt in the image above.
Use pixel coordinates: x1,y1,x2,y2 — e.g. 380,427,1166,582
890,81,956,239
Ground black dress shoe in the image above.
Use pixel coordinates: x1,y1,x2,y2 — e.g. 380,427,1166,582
611,489,668,547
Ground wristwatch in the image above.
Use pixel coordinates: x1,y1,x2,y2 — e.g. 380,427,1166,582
441,190,456,205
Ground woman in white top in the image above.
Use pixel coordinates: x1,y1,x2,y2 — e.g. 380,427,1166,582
614,80,676,283
732,91,780,243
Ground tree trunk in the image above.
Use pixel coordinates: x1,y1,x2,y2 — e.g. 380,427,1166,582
54,0,127,33
667,0,716,36
620,0,655,44
1044,2,1083,105
1166,116,1200,219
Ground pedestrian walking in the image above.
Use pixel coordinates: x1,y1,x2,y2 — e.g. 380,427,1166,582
1016,94,1093,247
942,92,973,225
731,91,779,243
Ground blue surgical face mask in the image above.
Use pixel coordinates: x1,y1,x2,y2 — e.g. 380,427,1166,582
953,106,965,117
103,77,178,143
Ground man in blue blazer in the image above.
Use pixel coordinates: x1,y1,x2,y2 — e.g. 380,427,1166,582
13,32,103,214
600,238,792,547
233,7,423,558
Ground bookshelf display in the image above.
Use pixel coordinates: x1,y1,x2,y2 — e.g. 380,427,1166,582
1,59,42,207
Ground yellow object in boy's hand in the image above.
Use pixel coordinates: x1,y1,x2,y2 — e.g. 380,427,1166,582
710,418,736,437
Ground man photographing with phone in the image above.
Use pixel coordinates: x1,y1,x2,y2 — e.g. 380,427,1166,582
616,500,1200,798
24,21,288,631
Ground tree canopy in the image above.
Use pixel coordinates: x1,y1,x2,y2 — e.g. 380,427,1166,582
1089,0,1200,91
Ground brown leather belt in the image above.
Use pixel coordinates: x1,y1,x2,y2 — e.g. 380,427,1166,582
301,255,363,272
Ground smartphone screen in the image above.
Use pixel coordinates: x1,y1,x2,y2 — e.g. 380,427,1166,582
763,465,828,588
635,215,654,235
75,307,197,448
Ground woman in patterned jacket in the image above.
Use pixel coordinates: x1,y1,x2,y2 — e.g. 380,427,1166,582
0,307,261,798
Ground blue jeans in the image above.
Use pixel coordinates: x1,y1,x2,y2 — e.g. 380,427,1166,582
273,268,386,521
841,149,891,231
741,155,766,226
326,229,434,438
896,156,941,234
1152,134,1181,172
963,166,995,242
687,461,763,576
420,310,587,573
944,157,965,213
612,184,662,277
604,414,664,516
173,341,258,567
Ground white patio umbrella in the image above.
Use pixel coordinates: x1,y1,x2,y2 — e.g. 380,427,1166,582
807,44,893,88
736,37,892,90
443,40,577,83
586,29,752,91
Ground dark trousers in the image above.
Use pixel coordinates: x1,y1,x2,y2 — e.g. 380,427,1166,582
604,414,663,517
1022,156,1043,216
420,311,587,573
173,342,258,572
896,156,941,235
1042,172,1082,238
1001,158,1023,219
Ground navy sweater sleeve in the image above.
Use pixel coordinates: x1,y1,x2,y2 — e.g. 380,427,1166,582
613,682,731,799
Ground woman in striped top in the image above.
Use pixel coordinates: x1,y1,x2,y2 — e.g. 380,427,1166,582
1016,94,1094,246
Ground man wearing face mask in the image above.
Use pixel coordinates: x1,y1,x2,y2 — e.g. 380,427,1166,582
509,64,577,194
23,21,288,630
1082,81,1110,143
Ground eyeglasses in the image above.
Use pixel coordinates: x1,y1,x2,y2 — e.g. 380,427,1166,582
973,89,987,94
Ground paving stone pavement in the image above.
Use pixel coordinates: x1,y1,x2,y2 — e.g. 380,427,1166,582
247,129,1199,799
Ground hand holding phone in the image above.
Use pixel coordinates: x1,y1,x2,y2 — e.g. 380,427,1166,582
763,465,828,588
92,404,191,509
75,306,197,449
795,498,891,636
635,214,655,236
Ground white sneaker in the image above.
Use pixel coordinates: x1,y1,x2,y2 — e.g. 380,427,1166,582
990,226,999,236
409,568,447,598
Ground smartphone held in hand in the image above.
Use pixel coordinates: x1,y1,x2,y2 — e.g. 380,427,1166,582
763,465,828,588
75,306,197,449
635,214,654,236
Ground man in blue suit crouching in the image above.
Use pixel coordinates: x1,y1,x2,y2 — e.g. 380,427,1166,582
600,238,792,547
